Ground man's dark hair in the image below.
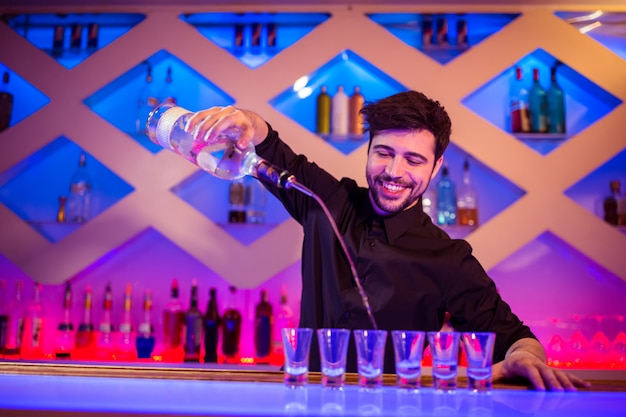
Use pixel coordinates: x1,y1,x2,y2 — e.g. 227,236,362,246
360,90,452,161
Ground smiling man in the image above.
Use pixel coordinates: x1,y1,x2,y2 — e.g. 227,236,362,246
188,90,589,391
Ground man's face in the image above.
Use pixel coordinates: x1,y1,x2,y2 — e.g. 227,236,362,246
366,129,443,215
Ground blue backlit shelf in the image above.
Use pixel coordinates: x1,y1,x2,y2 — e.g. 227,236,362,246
556,11,626,61
0,63,49,131
84,50,236,154
180,12,331,69
462,49,622,155
270,50,406,155
0,137,134,243
367,13,520,65
5,13,146,69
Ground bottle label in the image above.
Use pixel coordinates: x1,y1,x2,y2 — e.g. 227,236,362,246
30,317,43,348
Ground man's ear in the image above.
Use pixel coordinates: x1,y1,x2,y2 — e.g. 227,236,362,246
431,156,444,180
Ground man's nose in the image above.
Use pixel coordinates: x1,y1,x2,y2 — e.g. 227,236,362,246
385,157,402,177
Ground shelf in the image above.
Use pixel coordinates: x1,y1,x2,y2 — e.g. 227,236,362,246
462,48,622,155
84,50,236,154
180,12,331,69
0,63,49,131
0,137,134,243
367,13,520,65
270,49,406,156
4,13,146,69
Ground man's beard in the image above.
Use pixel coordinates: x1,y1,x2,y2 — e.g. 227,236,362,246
367,173,421,214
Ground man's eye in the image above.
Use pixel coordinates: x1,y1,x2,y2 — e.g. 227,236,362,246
376,151,392,158
406,159,423,166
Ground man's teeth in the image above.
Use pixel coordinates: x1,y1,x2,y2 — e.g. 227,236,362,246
383,182,405,192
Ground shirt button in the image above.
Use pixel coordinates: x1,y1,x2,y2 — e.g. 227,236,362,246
369,241,376,247
344,311,351,318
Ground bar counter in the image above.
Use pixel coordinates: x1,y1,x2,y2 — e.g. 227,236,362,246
1,360,625,416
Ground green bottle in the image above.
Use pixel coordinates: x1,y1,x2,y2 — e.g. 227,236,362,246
528,68,548,133
547,65,566,134
316,86,331,135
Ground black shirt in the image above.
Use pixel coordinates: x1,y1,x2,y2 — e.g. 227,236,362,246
255,126,536,373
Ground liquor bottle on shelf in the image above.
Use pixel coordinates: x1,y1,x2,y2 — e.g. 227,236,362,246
0,279,7,357
117,283,136,360
456,17,468,48
271,286,294,364
436,164,457,226
456,158,479,227
96,282,115,360
163,278,184,361
603,180,621,226
421,187,437,223
316,85,331,135
547,64,566,134
266,22,277,50
0,71,14,132
56,196,67,223
74,285,96,360
160,66,176,105
233,24,245,52
221,286,242,363
349,86,365,136
434,17,448,46
250,22,262,51
510,66,531,134
618,187,626,226
86,23,99,52
228,178,247,224
3,280,24,358
331,85,349,137
184,279,203,362
421,14,433,48
136,290,155,360
55,281,74,359
245,176,267,224
136,64,159,136
255,289,272,364
203,287,220,363
51,25,65,58
69,23,82,53
528,68,548,133
67,152,92,224
21,283,46,359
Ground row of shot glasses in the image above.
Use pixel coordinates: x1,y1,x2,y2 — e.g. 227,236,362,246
282,329,496,393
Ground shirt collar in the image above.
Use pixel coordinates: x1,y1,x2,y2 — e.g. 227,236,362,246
357,190,426,243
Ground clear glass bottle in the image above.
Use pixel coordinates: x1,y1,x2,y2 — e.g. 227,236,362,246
184,279,203,362
331,85,349,136
316,85,331,135
436,165,457,226
146,102,301,191
547,64,566,134
163,278,184,360
21,283,46,359
255,289,273,363
55,281,74,359
421,187,437,223
97,282,114,359
117,283,136,360
75,285,96,360
136,290,155,359
271,286,294,363
221,286,242,362
67,152,92,223
203,287,220,363
456,158,479,227
0,71,14,132
510,66,531,133
528,68,548,133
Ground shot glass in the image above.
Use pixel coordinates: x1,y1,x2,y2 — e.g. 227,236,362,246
427,331,461,392
391,330,426,390
353,329,388,389
317,328,351,389
461,332,496,393
282,327,314,388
